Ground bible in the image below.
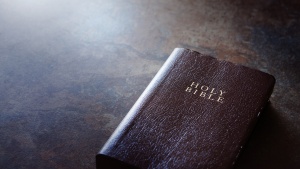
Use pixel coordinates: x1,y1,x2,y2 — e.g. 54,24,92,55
96,48,275,169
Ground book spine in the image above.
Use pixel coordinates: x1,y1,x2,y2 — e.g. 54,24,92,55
100,48,185,154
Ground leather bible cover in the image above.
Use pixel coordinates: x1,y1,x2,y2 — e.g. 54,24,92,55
96,48,275,169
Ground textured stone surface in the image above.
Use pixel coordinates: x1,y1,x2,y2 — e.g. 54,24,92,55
0,0,299,168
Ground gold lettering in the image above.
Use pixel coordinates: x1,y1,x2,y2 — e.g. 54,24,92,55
210,88,217,94
185,87,192,92
193,89,198,95
217,97,224,103
190,82,199,88
208,94,215,100
185,82,226,104
201,85,209,91
199,91,206,97
220,90,226,96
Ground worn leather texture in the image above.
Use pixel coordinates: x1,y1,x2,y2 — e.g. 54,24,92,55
97,48,275,169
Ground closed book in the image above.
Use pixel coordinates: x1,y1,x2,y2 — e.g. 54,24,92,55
96,48,275,169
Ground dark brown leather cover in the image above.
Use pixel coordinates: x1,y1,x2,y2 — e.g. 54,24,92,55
96,48,275,169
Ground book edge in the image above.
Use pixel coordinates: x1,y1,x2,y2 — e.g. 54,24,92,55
98,48,186,155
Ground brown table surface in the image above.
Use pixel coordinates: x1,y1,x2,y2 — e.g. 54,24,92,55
1,0,299,168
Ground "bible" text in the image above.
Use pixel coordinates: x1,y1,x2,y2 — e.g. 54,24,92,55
185,82,226,103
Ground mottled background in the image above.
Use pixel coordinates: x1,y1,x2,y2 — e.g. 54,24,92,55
0,0,299,168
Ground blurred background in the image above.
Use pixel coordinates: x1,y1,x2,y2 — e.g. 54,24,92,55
0,0,299,168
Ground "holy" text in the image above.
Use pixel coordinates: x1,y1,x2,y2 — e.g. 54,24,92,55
185,82,226,103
